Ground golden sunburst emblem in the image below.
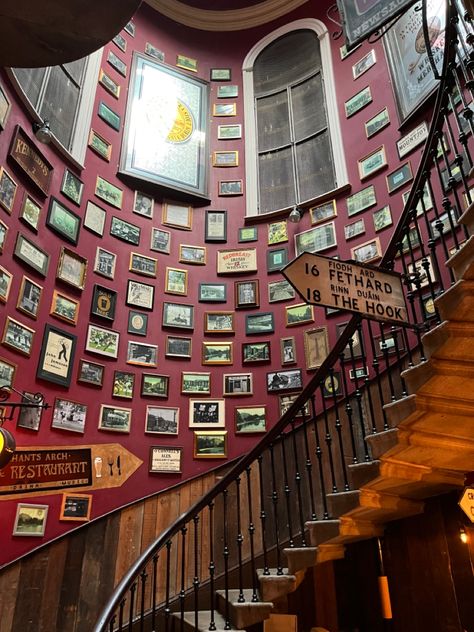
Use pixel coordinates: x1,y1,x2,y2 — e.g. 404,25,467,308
166,100,194,143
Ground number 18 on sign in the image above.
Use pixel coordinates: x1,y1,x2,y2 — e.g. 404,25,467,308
283,252,408,326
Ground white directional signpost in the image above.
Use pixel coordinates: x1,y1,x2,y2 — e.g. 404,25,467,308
459,487,474,523
282,252,409,326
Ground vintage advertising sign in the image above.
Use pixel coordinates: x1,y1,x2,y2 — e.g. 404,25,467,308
9,125,53,195
217,248,257,275
397,122,429,159
283,252,408,325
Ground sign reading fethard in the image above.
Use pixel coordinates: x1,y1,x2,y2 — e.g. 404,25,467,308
0,448,92,494
9,125,53,195
283,252,408,325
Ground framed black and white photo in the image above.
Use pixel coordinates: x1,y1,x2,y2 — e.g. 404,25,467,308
0,356,16,389
150,227,171,254
56,247,87,290
352,49,376,79
133,191,154,218
189,399,225,428
346,185,377,216
165,267,187,295
218,124,242,140
20,194,41,232
202,342,233,365
242,341,271,364
365,108,390,138
0,166,17,214
126,341,158,367
17,391,43,430
145,42,164,61
37,324,77,386
351,238,382,263
223,373,253,396
141,374,169,398
126,279,155,310
213,103,236,116
14,233,49,277
112,370,135,399
199,283,227,303
88,129,112,161
145,407,179,434
51,398,87,433
113,34,126,51
94,247,116,280
281,337,297,365
234,280,259,309
2,317,34,356
310,200,337,225
285,303,314,327
77,359,104,387
60,169,83,206
218,179,243,196
91,284,117,321
357,146,387,180
210,68,231,81
245,312,274,335
268,280,295,303
60,494,92,522
166,335,192,358
84,200,106,237
129,252,158,278
205,210,227,242
294,222,336,256
336,323,365,360
204,311,234,334
107,50,127,76
0,219,7,252
217,85,238,98
127,310,148,336
110,216,140,245
0,265,12,303
98,405,131,433
17,276,42,319
181,372,211,394
344,218,365,241
124,20,135,36
179,244,206,265
266,369,303,393
163,302,194,329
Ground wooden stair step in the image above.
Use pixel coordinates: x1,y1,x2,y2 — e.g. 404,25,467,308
446,234,474,280
366,429,399,460
257,568,298,603
401,357,474,394
173,610,245,632
422,320,474,362
305,519,340,546
397,408,474,440
315,542,346,563
383,396,418,429
347,460,381,488
381,434,474,472
338,516,385,541
414,374,474,404
215,589,273,629
435,279,474,322
458,198,474,231
283,546,318,573
326,490,360,517
347,489,424,522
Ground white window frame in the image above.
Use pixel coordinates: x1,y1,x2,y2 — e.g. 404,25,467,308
243,19,348,217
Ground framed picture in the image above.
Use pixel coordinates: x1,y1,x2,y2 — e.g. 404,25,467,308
163,201,193,230
95,176,123,209
344,218,365,240
267,247,288,272
107,50,127,76
17,391,43,430
310,200,337,225
285,303,314,327
213,103,236,116
352,49,376,79
347,185,376,216
430,209,457,239
357,146,387,180
218,180,243,196
129,253,157,279
94,246,116,279
165,267,188,295
322,372,343,398
242,341,271,363
13,504,48,536
245,312,274,335
223,373,253,396
36,324,77,386
150,228,171,254
126,341,158,367
386,162,413,194
294,222,336,256
145,407,179,434
149,447,182,473
365,107,390,138
0,167,17,214
166,335,192,358
344,86,372,118
99,68,120,98
163,302,194,329
212,151,238,167
0,265,12,303
194,431,227,458
145,42,164,61
0,356,16,389
110,217,140,245
176,54,197,72
61,169,83,205
267,221,288,246
373,205,393,232
51,397,87,433
14,233,49,277
85,323,120,359
124,20,135,36
340,42,362,60
98,101,121,131
351,238,382,263
235,406,266,433
50,289,80,325
199,283,227,303
91,284,117,321
181,372,211,395
279,394,310,417
238,226,257,242
20,194,41,231
217,84,238,98
84,201,106,236
0,81,11,130
407,255,436,290
88,129,112,161
133,191,154,218
402,184,433,214
2,317,34,356
77,359,104,387
98,404,132,433
218,124,242,140
304,327,329,370
349,367,369,380
0,218,8,250
179,244,207,265
127,310,148,336
204,311,234,334
235,280,259,309
60,494,92,522
189,399,225,428
336,322,365,360
46,197,81,245
397,122,428,159
374,329,406,357
112,371,135,399
56,247,87,290
211,68,231,81
113,33,126,51
280,337,297,365
202,342,233,365
268,279,295,303
267,369,303,393
217,248,257,274
205,210,227,242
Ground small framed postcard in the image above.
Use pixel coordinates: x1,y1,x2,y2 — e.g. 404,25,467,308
202,342,233,365
13,504,48,536
344,86,372,118
110,217,140,245
176,54,197,72
0,265,12,303
189,399,226,428
235,280,259,309
133,191,154,218
210,68,231,81
242,341,271,364
129,252,157,278
98,100,121,131
213,151,238,167
268,280,295,303
238,226,257,242
235,406,266,433
91,284,117,321
84,200,106,237
365,107,390,138
310,200,337,225
205,209,227,242
179,244,206,265
107,50,127,76
99,68,120,98
94,246,116,279
20,194,41,232
51,397,87,433
127,310,148,336
113,33,127,52
163,302,194,329
218,124,242,140
351,237,382,263
126,280,154,310
60,169,83,206
285,303,314,327
77,359,104,387
50,289,80,325
126,341,158,367
357,146,387,180
204,311,234,334
85,323,120,359
0,167,17,214
344,218,365,240
165,267,188,295
14,233,50,278
194,431,227,458
386,162,413,194
95,175,123,209
267,369,303,393
347,185,376,216
2,317,34,357
218,180,243,196
352,49,376,79
98,404,131,433
199,283,227,303
88,129,112,161
46,198,81,245
373,205,393,232
60,494,92,522
141,373,169,398
150,227,171,254
145,42,164,61
245,312,274,335
149,446,182,473
145,407,179,434
162,201,192,230
56,247,87,290
280,337,297,365
223,373,253,396
181,372,211,395
217,84,238,98
166,335,192,358
124,20,135,36
17,276,42,319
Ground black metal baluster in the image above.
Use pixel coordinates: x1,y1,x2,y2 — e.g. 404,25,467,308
108,615,116,632
118,599,125,632
164,540,172,632
289,417,308,544
222,490,231,629
311,391,329,519
340,356,358,464
357,324,378,437
235,476,245,603
391,326,407,398
245,466,259,602
151,554,158,632
366,320,389,433
281,432,294,547
180,526,187,632
269,443,283,573
128,583,136,632
300,404,317,521
257,455,270,575
321,373,338,493
139,568,147,632
208,502,216,631
193,515,200,632
347,329,370,463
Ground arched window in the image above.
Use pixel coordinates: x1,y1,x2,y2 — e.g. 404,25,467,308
243,19,348,216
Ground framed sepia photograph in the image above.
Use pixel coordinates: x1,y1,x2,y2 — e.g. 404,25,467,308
96,175,123,209
181,372,211,394
20,194,41,232
0,265,12,303
60,494,92,522
126,279,155,310
189,399,225,428
280,336,297,365
166,335,192,358
149,446,182,473
99,68,120,98
98,404,132,433
267,369,303,393
150,227,171,254
310,200,337,225
126,341,158,367
218,179,243,196
365,107,390,138
165,267,187,295
346,185,377,216
2,317,34,357
202,342,233,365
205,209,227,242
294,222,336,256
0,166,17,214
98,100,121,131
212,151,238,167
88,129,112,161
129,252,157,278
127,310,148,336
246,312,274,335
351,237,382,263
285,303,314,327
14,233,49,277
268,280,295,303
242,341,270,363
163,201,192,230
51,397,87,433
210,68,231,81
199,283,227,303
61,169,83,205
373,205,393,232
141,373,169,398
217,248,257,274
204,311,234,334
46,197,81,245
235,280,259,309
77,359,104,387
344,86,372,118
352,49,376,79
357,146,387,180
110,216,140,245
37,324,77,386
85,323,119,359
386,162,413,194
279,394,310,417
145,407,179,434
163,302,194,329
13,503,48,536
344,218,365,240
50,289,80,325
17,391,43,431
218,124,242,140
16,276,42,319
223,373,253,396
267,247,288,273
91,285,117,321
304,327,329,370
94,246,116,279
56,247,87,290
179,244,206,265
235,406,266,433
133,191,154,218
84,200,106,237
194,431,227,458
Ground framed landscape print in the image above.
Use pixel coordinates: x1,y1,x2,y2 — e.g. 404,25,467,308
110,217,140,245
60,494,92,522
61,170,83,205
20,195,41,232
98,405,131,433
213,103,237,116
357,146,387,180
194,431,227,458
285,303,314,327
218,124,242,140
126,280,155,310
94,247,116,279
36,324,77,386
91,284,117,321
133,191,154,218
235,406,266,433
166,335,192,358
149,446,182,473
107,50,127,76
52,398,87,433
268,280,295,303
352,49,376,79
13,504,48,536
179,244,206,265
99,69,120,98
84,201,106,237
212,151,238,167
210,68,231,81
189,399,226,428
373,205,393,232
57,247,87,290
50,289,80,325
163,302,194,329
310,200,337,225
0,265,12,303
126,341,158,367
344,218,365,241
202,342,233,365
217,84,238,98
141,373,169,398
145,407,179,434
347,185,376,216
95,176,123,209
223,373,253,396
365,108,390,138
98,101,121,131
199,283,227,303
204,311,234,334
17,276,42,319
113,34,126,51
2,317,34,357
165,267,187,295
242,341,270,363
181,372,211,395
85,324,119,359
77,359,104,387
162,201,193,230
14,233,49,277
218,180,243,196
145,42,164,61
88,129,112,161
344,86,372,118
245,312,274,335
150,228,171,254
46,198,81,245
294,222,336,256
176,54,197,72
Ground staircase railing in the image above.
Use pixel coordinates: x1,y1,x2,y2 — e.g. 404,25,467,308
94,2,474,629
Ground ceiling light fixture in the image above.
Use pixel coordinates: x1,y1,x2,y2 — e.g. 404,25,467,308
289,206,304,223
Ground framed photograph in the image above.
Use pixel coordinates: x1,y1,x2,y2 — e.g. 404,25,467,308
0,81,11,130
77,359,104,387
0,265,13,303
402,184,433,214
96,176,123,209
176,54,197,72
242,341,271,364
128,253,157,279
84,201,106,237
126,341,158,367
217,84,238,98
202,342,233,365
374,329,406,357
0,166,17,214
310,200,337,225
279,394,310,417
166,335,192,358
165,267,187,295
285,303,314,327
344,86,372,118
113,33,127,52
223,373,253,396
14,233,50,277
179,244,207,265
268,279,295,303
267,369,303,393
386,162,413,194
94,246,116,280
304,327,329,370
189,399,225,428
57,247,87,290
140,373,170,397
349,367,368,380
218,124,242,140
133,191,154,218
124,20,135,36
407,255,436,290
267,220,288,245
245,312,274,335
88,129,112,161
91,284,117,321
2,317,34,356
211,68,231,81
52,398,87,433
98,101,121,131
37,324,77,386
294,222,336,256
212,151,239,167
149,446,182,473
204,311,234,334
365,107,390,138
181,372,211,395
163,302,194,329
217,248,257,274
60,494,92,522
213,103,236,117
199,282,227,303
0,356,16,389
61,169,83,205
205,210,227,242
347,185,376,216
50,289,79,325
358,146,387,180
373,205,393,232
0,218,8,251
322,372,343,398
145,42,164,61
235,280,259,309
218,179,243,196
98,404,131,433
352,49,376,79
127,310,148,336
340,42,362,60
235,406,266,434
13,504,48,536
151,228,171,254
112,371,135,399
280,337,297,365
17,391,43,430
107,50,127,76
267,247,288,272
20,195,41,231
336,322,365,360
145,407,179,434
85,324,119,359
46,197,81,245
430,209,457,238
238,226,257,242
194,431,227,458
344,218,365,240
351,237,382,263
163,201,193,230
99,68,120,98
110,217,140,245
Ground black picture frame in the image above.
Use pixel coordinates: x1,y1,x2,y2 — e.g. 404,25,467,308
127,310,148,336
266,369,303,393
267,247,288,273
205,210,227,243
245,312,274,335
77,359,104,387
126,279,155,311
198,283,227,303
45,198,81,245
90,284,117,321
386,162,413,194
36,324,77,387
110,216,141,245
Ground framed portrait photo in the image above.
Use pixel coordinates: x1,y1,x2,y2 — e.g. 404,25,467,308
46,198,81,245
210,68,231,81
145,407,179,434
149,446,182,473
194,431,227,459
77,359,104,387
126,279,155,310
61,169,83,206
112,370,135,399
189,399,225,428
126,341,158,367
245,312,274,335
13,503,48,536
2,317,35,357
133,191,154,218
85,323,120,359
50,289,80,325
60,494,92,522
181,371,211,395
280,337,297,365
141,373,169,398
202,342,233,365
51,397,87,433
235,406,266,434
20,194,41,232
98,404,131,433
57,247,87,290
37,324,77,386
176,54,197,72
14,233,49,277
84,200,106,237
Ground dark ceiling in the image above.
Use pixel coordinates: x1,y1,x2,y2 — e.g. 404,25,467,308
179,0,267,8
